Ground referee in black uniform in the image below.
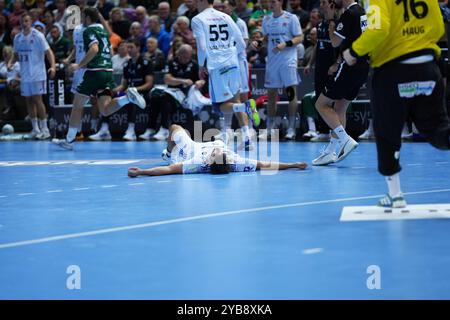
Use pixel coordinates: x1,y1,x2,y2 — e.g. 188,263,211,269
312,0,369,166
344,0,450,208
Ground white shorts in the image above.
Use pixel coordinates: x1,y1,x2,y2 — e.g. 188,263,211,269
264,65,300,89
20,81,47,97
239,58,249,94
71,69,86,93
208,65,240,103
171,129,196,164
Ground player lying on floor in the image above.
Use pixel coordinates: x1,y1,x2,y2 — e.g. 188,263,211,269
128,124,308,177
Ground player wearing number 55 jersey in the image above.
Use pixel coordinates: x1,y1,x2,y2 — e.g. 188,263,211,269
192,0,260,150
343,0,449,207
260,0,303,141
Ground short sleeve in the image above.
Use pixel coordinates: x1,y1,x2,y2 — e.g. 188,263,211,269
290,14,302,37
334,10,353,39
83,28,98,49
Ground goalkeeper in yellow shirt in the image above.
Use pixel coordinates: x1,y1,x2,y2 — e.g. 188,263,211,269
343,0,450,208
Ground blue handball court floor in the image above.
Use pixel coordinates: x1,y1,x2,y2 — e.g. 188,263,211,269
0,140,449,299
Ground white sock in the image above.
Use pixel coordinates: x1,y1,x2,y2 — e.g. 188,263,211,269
31,118,40,132
117,96,130,108
66,127,78,143
232,103,245,113
325,137,338,153
100,122,109,132
333,125,350,142
127,122,135,131
241,125,250,142
224,113,233,131
288,116,296,129
386,173,402,198
39,118,48,132
307,117,316,132
266,116,275,130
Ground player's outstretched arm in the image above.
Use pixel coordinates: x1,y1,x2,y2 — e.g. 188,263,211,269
256,161,307,171
128,164,183,177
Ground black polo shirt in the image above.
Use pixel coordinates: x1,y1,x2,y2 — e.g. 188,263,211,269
123,55,154,93
167,58,199,94
334,2,367,53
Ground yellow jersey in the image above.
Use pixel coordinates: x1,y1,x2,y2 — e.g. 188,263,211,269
351,0,445,68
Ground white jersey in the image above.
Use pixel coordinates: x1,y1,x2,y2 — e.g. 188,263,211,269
13,28,50,82
73,24,86,64
182,142,258,174
191,7,246,70
262,11,302,68
236,17,249,61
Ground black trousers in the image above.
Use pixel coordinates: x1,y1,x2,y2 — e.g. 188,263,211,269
148,93,177,130
371,60,450,176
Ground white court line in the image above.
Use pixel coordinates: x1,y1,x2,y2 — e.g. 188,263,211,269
73,187,90,191
436,162,449,165
0,188,449,250
0,195,6,198
407,163,423,166
302,248,323,255
18,193,35,196
46,190,63,193
352,167,367,169
101,185,118,188
129,182,145,186
156,180,171,183
212,176,228,179
183,178,199,181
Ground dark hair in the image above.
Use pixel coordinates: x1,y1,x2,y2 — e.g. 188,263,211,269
207,0,215,4
127,38,141,48
210,153,230,174
20,12,32,21
83,7,99,23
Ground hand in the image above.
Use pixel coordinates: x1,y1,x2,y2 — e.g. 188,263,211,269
272,42,286,54
62,58,70,65
199,67,208,80
343,49,357,66
304,65,312,75
128,167,141,178
194,80,205,89
328,62,339,75
69,63,80,73
295,162,308,170
48,67,56,79
250,40,260,51
6,61,13,71
183,79,194,87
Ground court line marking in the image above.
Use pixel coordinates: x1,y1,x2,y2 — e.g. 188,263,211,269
302,248,324,255
73,187,90,191
46,190,63,193
0,188,449,250
18,193,35,196
436,162,449,165
156,180,171,183
129,182,145,186
101,185,118,188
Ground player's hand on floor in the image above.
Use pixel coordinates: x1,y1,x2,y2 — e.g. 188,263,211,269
128,167,140,178
296,162,308,170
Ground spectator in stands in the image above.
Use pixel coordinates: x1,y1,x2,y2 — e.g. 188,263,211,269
235,0,253,24
33,20,45,34
110,7,130,40
112,41,130,76
144,37,166,72
158,1,175,32
9,0,26,29
303,26,317,66
29,8,43,26
141,44,201,140
290,0,309,29
148,15,171,57
135,6,150,37
303,8,320,48
44,9,56,41
167,36,184,61
248,0,271,33
0,45,21,120
53,0,67,27
181,0,199,22
48,24,70,63
172,16,195,46
97,0,114,20
0,14,11,47
128,21,147,53
303,0,320,11
0,0,10,18
247,29,267,68
119,0,134,9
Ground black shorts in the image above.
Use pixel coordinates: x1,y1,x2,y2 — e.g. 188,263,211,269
322,61,369,101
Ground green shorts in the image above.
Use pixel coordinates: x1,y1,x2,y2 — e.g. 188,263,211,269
76,70,115,97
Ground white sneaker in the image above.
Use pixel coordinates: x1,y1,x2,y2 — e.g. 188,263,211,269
123,130,136,141
378,194,407,208
23,129,41,140
152,127,169,141
89,130,112,141
358,129,375,140
310,133,330,142
52,138,74,150
139,129,156,140
36,129,51,140
285,128,296,140
302,130,318,139
312,147,337,166
126,87,146,109
335,137,359,163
